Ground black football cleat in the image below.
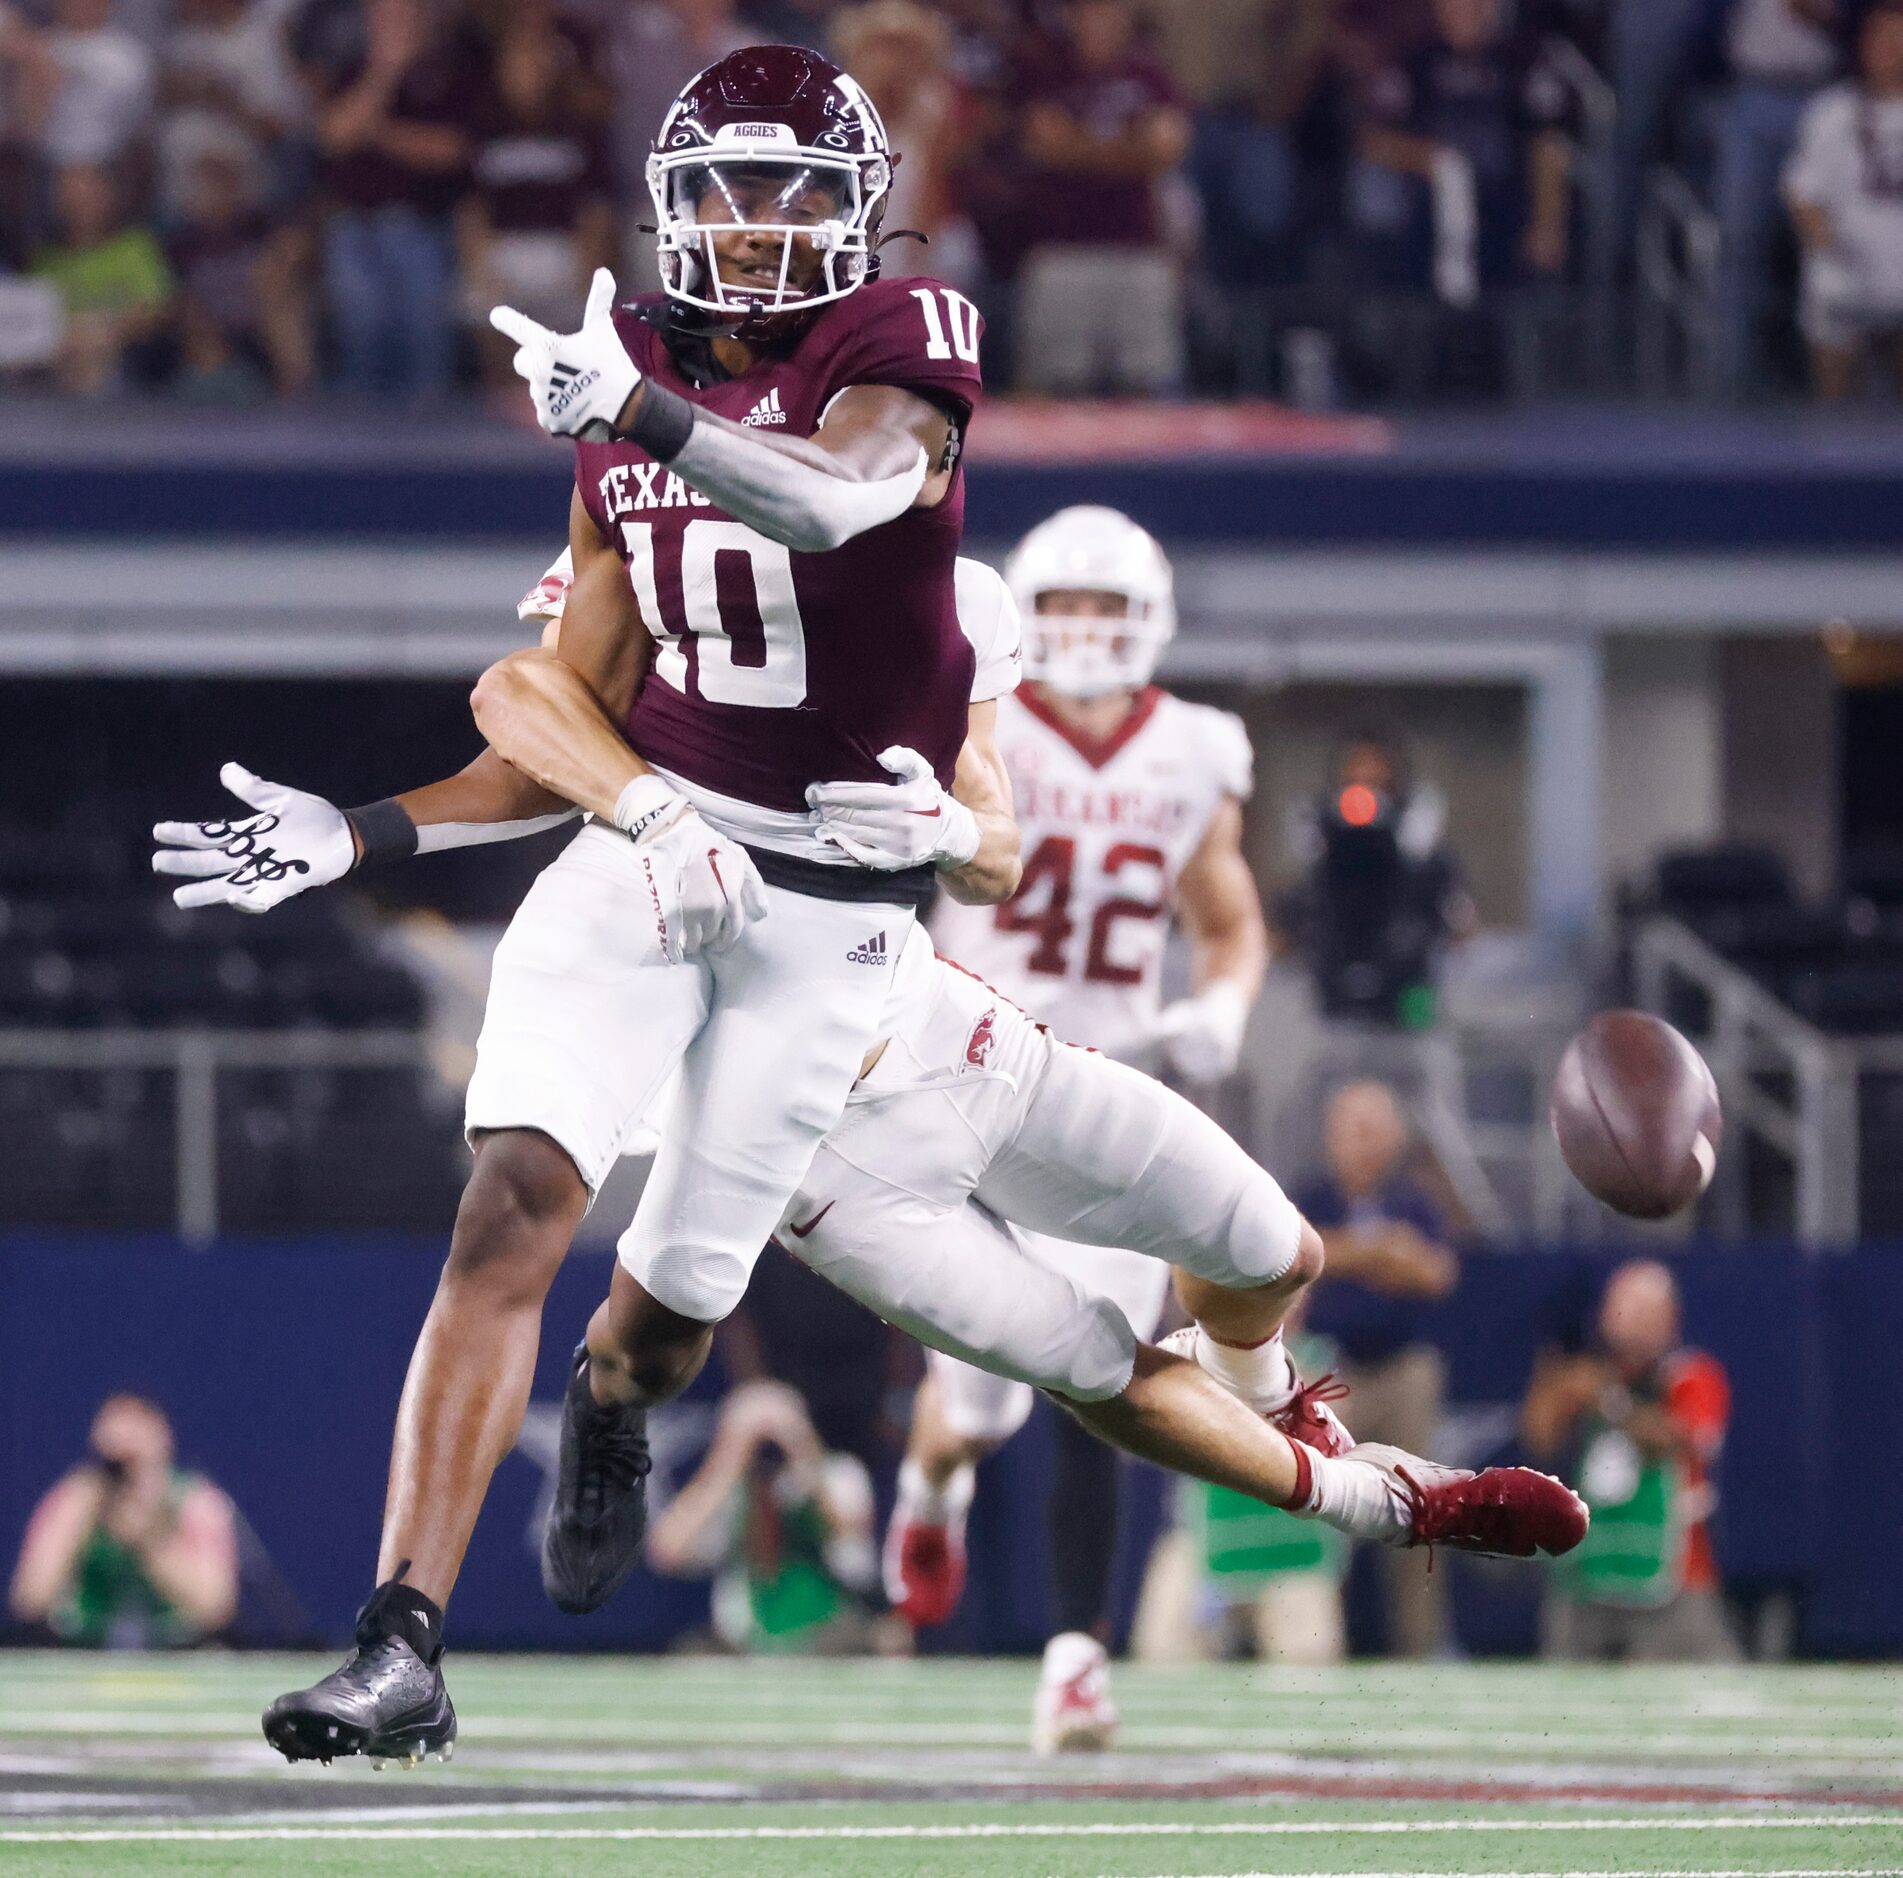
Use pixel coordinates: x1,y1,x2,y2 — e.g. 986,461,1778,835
263,1632,455,1768
541,1343,654,1614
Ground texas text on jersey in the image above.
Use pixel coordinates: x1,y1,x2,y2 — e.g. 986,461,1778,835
931,685,1254,1064
575,277,985,854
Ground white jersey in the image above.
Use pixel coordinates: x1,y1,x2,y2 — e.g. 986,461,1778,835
931,686,1253,1065
1786,85,1903,313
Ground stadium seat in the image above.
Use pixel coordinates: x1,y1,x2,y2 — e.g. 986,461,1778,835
1697,905,1851,996
1784,963,1903,1037
1653,845,1795,921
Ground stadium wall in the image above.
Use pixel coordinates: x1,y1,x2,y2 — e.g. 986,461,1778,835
0,1236,1896,1659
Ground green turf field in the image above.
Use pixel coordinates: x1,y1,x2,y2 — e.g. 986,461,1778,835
1,1652,1897,1877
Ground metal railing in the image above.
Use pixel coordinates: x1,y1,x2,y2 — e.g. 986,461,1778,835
1543,36,1620,295
0,1027,430,1245
1636,167,1723,398
1631,917,1903,1247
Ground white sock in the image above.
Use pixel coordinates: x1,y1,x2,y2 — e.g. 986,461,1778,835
1191,1325,1299,1412
898,1457,973,1527
1302,1451,1410,1544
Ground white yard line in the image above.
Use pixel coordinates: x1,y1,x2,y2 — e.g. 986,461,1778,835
2,1814,1897,1844
1125,1870,1903,1878
6,1710,1900,1764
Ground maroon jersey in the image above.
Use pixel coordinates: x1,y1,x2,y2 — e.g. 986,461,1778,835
575,276,985,818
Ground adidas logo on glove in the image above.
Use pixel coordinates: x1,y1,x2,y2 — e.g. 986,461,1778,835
741,387,787,428
845,930,888,966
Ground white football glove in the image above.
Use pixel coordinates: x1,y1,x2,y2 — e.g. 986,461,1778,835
489,267,640,442
1155,981,1252,1084
151,762,355,914
614,776,768,964
806,746,981,872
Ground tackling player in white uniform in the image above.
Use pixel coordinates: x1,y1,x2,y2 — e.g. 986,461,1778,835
888,506,1270,1750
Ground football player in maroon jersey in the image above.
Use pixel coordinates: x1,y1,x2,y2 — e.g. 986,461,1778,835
156,47,1017,1765
156,47,1583,1765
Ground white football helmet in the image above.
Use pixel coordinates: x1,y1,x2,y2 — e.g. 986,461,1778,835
1006,506,1175,700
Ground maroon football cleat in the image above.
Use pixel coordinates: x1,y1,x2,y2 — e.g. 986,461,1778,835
1272,1369,1355,1459
1158,1328,1357,1457
1354,1443,1589,1558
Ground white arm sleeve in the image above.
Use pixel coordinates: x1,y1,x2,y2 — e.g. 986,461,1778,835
954,557,1023,701
670,419,928,554
415,810,581,853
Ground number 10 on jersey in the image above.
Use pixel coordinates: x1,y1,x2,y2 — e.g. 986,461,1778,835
621,519,809,709
911,287,981,365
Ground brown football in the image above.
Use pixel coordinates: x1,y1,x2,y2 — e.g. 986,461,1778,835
1550,1011,1722,1220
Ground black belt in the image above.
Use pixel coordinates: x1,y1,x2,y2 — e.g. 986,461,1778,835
742,843,937,912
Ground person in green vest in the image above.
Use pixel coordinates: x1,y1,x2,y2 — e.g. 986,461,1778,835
8,1393,238,1649
645,1380,882,1653
1133,1323,1348,1665
1522,1259,1737,1662
29,161,174,396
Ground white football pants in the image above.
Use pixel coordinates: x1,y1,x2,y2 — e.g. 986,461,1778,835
780,941,1304,1422
465,822,915,1322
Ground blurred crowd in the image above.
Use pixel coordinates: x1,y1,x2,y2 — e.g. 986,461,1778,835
0,0,1898,408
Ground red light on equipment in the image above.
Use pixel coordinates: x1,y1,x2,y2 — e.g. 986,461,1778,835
1338,784,1379,827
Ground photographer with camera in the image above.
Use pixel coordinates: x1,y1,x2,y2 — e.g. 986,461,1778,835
1522,1260,1737,1663
8,1393,237,1648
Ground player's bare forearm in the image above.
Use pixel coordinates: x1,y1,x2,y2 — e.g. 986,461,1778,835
939,705,1022,905
385,750,574,853
469,486,659,819
470,648,650,823
1177,798,1268,1002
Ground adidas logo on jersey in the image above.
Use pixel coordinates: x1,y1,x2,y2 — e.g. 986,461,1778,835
845,930,887,966
741,387,787,428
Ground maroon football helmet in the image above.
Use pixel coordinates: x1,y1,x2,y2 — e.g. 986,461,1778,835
647,46,896,326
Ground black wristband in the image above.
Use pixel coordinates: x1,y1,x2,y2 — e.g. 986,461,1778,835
345,798,419,870
620,380,697,462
